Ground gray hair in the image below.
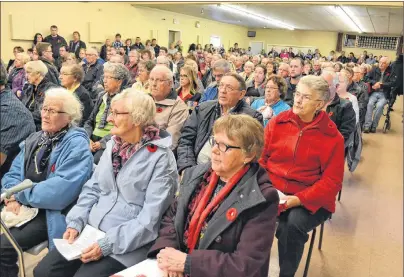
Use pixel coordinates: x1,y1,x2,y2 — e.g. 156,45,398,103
253,55,261,63
298,75,331,103
45,88,82,127
0,59,7,86
212,59,231,73
103,63,130,82
111,88,156,127
224,72,247,91
152,65,174,84
25,60,48,77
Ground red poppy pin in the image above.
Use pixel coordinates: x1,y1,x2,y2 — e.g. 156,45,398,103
156,107,163,113
147,144,157,153
226,208,238,222
51,164,56,173
328,111,334,117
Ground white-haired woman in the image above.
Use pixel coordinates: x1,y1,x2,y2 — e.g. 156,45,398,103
21,60,58,131
239,61,255,83
1,88,93,277
34,88,178,277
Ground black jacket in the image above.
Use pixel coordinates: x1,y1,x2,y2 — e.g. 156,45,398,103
337,55,348,64
21,79,58,131
100,44,108,61
39,58,60,85
326,95,356,145
283,77,299,107
82,62,104,98
43,35,67,59
69,40,87,58
130,43,145,51
366,66,396,99
347,81,368,127
177,100,264,173
391,54,403,96
73,85,94,126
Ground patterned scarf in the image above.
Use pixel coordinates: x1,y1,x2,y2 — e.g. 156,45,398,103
98,95,113,129
184,165,250,253
111,125,160,176
34,127,69,174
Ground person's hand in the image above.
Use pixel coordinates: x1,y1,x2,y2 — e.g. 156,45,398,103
5,201,21,215
162,271,184,277
372,82,381,90
282,195,301,209
80,243,103,263
89,140,95,152
93,142,102,151
157,247,187,273
16,90,22,98
63,228,79,244
4,195,16,205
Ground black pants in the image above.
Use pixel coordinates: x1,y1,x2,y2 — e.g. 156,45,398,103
276,207,331,277
34,248,126,277
0,209,48,277
91,134,105,165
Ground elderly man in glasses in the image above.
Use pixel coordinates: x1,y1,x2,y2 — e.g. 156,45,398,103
150,65,189,151
177,72,263,175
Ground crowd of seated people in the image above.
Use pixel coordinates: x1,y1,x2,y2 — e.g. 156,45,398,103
0,24,402,277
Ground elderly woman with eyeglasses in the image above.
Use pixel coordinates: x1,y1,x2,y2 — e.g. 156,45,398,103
34,89,178,277
251,75,291,126
146,114,278,277
83,63,131,164
21,60,58,131
1,88,93,277
260,75,345,277
132,60,156,94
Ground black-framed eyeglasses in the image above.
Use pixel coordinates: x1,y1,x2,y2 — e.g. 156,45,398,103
209,136,241,153
109,111,130,118
41,107,66,116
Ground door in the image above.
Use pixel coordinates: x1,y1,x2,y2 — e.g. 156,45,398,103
250,41,264,55
168,30,181,47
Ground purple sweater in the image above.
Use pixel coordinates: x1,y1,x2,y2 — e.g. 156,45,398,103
10,68,26,96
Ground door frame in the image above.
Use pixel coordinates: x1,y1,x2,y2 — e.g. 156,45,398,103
249,41,265,54
168,29,182,47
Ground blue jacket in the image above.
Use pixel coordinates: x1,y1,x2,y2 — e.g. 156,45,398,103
66,130,178,267
1,127,93,249
251,99,290,126
200,83,218,103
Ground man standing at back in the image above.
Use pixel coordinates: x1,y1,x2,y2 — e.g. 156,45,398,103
35,42,60,85
151,38,160,57
43,25,67,60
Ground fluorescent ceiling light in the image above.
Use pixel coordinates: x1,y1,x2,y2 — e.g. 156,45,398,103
219,4,295,30
342,6,366,32
331,5,363,33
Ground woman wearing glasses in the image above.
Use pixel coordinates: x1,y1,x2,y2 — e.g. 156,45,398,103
260,75,345,277
177,65,201,109
148,114,279,277
83,63,131,164
35,89,178,277
1,88,93,277
21,60,58,131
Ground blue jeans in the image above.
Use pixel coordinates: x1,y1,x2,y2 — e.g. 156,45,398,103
364,92,388,129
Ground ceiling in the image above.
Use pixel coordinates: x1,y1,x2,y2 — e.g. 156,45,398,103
136,3,403,35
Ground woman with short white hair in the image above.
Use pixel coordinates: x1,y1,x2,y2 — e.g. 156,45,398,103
21,60,58,130
1,88,93,277
239,61,255,83
35,88,178,277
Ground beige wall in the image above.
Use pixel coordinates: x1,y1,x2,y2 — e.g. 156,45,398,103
1,2,249,61
1,2,398,62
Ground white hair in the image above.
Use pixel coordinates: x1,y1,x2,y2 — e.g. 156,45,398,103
45,88,83,127
25,60,48,77
112,88,156,127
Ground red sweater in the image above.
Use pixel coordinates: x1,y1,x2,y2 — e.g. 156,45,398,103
259,110,344,213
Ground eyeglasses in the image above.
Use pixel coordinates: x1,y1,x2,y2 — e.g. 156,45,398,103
108,111,130,118
103,75,119,81
209,136,241,153
60,72,73,76
265,86,279,91
41,107,66,116
294,91,322,103
149,78,170,84
218,83,238,93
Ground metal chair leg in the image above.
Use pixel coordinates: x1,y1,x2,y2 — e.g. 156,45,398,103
338,189,342,201
303,228,317,277
318,222,325,250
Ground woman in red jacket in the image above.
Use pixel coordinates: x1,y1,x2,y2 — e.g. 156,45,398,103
260,75,345,277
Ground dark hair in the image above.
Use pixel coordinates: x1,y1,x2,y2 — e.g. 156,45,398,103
60,44,68,51
160,47,168,53
115,33,121,38
188,43,196,53
224,72,247,91
140,50,152,60
136,36,140,39
33,33,43,45
73,31,80,38
125,39,132,44
27,48,33,53
50,25,58,29
63,63,84,83
291,57,304,67
267,75,288,99
152,38,156,41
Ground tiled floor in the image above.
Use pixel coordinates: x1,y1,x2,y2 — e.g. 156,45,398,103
20,98,404,277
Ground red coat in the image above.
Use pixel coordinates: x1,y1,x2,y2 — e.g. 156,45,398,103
259,110,344,213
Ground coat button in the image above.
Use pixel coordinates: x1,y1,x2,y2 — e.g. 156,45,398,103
215,236,222,243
